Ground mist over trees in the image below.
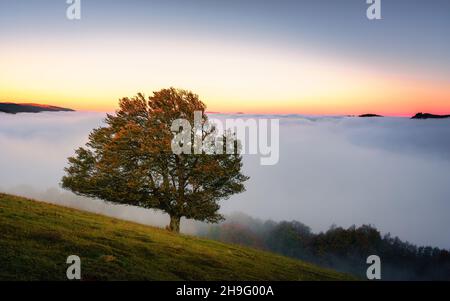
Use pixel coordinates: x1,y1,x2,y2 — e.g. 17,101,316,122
197,214,450,280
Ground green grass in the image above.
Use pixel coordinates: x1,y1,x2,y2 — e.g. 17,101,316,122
0,193,354,281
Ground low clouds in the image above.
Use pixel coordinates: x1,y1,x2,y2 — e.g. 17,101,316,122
338,117,450,160
1,112,449,248
223,116,450,249
0,112,104,188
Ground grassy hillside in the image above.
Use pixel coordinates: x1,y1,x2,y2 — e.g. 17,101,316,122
0,193,353,281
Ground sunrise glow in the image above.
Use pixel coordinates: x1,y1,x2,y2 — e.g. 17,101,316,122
1,1,449,116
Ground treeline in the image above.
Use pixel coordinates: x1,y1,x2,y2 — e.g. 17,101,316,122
196,214,450,280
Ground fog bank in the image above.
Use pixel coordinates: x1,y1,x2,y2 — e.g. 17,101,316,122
1,112,449,248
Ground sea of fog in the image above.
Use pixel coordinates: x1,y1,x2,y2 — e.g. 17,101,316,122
1,111,450,249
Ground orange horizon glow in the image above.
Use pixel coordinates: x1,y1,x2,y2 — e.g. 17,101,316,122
1,36,449,117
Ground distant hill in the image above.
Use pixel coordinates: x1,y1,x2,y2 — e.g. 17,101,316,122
359,114,383,118
0,103,74,114
0,193,352,280
411,113,450,119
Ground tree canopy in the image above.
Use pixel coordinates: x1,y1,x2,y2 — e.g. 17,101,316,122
62,88,248,232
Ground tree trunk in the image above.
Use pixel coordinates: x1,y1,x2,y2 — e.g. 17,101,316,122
168,215,181,233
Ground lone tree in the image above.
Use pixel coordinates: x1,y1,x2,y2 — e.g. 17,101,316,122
61,88,248,232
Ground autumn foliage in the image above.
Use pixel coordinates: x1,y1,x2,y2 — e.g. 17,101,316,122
62,88,248,232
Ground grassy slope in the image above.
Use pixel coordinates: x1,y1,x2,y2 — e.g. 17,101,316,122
0,193,353,281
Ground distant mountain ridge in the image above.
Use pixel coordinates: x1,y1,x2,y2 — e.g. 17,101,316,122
352,112,450,119
411,113,450,119
359,114,383,118
0,102,74,114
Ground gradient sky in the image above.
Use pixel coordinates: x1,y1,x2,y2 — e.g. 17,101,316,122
1,0,449,115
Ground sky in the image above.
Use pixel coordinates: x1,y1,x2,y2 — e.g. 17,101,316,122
0,0,450,115
1,111,450,249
